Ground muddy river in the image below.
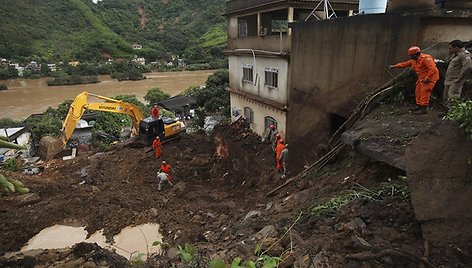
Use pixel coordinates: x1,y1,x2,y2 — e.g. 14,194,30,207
0,70,214,120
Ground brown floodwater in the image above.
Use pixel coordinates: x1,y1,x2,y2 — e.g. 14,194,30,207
0,70,214,120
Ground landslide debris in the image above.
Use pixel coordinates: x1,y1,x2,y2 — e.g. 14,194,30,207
0,112,470,267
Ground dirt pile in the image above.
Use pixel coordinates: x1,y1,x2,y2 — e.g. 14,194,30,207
0,113,470,267
406,120,472,254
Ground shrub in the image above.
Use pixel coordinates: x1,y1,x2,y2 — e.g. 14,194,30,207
0,84,7,91
445,100,472,138
0,118,21,128
3,158,19,172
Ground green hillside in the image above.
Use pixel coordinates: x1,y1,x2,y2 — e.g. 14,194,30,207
0,0,227,64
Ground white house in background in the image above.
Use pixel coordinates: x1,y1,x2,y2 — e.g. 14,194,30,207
132,56,146,65
132,43,143,50
47,64,57,72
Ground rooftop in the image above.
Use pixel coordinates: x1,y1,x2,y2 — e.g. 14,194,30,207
158,96,197,111
225,0,359,15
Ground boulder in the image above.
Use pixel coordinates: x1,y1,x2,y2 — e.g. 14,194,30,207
38,136,63,161
405,121,472,246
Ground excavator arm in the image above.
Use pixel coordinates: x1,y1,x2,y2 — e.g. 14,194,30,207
60,92,145,146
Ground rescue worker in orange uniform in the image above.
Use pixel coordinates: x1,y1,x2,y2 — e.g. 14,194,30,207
389,46,439,114
275,139,286,173
152,136,162,158
159,160,174,182
151,104,160,118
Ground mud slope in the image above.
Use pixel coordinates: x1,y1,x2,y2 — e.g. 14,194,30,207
0,119,468,267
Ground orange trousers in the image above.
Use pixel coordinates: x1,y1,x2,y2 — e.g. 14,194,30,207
415,80,436,107
154,148,161,158
276,159,282,171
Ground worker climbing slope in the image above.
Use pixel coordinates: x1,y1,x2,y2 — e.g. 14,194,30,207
157,172,172,191
279,144,288,178
159,160,174,181
389,46,439,114
275,138,286,175
152,136,162,158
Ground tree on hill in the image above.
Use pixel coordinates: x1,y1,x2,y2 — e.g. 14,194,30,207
144,88,171,106
0,0,226,64
183,69,229,114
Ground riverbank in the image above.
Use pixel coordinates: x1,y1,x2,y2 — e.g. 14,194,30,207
0,70,215,120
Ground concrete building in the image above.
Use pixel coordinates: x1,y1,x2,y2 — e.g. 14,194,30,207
224,0,359,138
226,0,472,172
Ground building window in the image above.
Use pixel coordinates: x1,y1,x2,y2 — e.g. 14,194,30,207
242,65,254,83
264,67,278,88
238,19,248,37
244,107,254,124
264,116,277,130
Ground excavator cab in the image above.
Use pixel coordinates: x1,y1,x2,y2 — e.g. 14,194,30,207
138,116,184,145
138,117,165,145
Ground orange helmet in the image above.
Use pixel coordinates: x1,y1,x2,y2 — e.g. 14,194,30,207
408,46,421,55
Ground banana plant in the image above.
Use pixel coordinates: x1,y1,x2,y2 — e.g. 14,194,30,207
1,140,29,193
0,139,26,150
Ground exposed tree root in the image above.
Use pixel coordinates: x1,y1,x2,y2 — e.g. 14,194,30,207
346,248,436,268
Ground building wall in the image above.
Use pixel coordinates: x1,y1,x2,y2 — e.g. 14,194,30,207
288,12,472,171
228,55,289,104
230,93,287,137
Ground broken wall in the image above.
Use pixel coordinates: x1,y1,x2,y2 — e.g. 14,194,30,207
288,12,472,172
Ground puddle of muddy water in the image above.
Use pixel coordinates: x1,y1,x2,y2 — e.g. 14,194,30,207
20,223,163,260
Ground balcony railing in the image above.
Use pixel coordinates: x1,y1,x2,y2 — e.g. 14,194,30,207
227,34,290,53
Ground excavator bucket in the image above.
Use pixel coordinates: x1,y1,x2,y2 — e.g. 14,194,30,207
37,136,65,161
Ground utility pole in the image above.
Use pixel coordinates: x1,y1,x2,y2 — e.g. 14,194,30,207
304,0,337,21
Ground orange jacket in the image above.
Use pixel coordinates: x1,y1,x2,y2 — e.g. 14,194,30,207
152,138,161,150
160,163,172,180
393,53,439,82
151,106,160,118
160,163,171,173
276,143,285,160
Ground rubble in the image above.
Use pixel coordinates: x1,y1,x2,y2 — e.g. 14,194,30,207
0,107,470,267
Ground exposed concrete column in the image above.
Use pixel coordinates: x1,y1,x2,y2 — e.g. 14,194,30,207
288,7,294,36
257,12,261,36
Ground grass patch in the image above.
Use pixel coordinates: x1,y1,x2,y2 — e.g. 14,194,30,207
303,151,356,180
310,183,409,218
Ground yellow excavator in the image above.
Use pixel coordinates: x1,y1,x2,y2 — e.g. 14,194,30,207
60,92,184,146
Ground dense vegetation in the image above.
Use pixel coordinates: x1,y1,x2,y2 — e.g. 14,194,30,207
0,0,227,66
184,69,229,114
